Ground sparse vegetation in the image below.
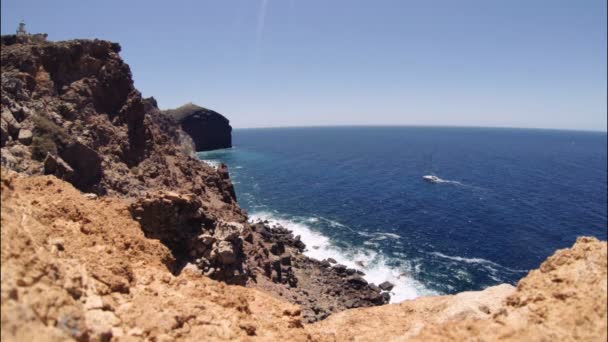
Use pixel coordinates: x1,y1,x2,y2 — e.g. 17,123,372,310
162,102,206,121
30,115,70,160
31,135,58,160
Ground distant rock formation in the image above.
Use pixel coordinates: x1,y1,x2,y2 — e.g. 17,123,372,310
163,103,232,151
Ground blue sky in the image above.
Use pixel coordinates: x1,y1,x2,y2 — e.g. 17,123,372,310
2,0,606,130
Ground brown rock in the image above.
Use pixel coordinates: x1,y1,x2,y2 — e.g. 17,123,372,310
17,129,32,145
1,108,20,136
378,281,394,291
43,153,74,181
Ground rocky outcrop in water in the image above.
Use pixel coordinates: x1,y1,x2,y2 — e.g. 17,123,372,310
163,102,232,151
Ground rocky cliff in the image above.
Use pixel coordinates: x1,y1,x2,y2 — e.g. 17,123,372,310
0,36,389,324
163,103,232,151
0,36,248,285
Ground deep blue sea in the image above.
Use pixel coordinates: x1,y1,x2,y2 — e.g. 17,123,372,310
199,127,607,302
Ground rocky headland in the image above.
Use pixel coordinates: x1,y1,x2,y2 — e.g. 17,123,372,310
0,35,387,325
163,103,232,152
1,35,606,341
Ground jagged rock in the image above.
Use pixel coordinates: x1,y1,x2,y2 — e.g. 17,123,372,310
17,129,32,145
213,240,237,265
128,191,247,284
280,253,292,266
347,276,368,289
198,233,216,246
1,109,20,137
378,281,394,291
333,264,347,274
0,149,18,168
59,141,102,191
270,241,285,256
43,153,74,181
0,123,8,147
244,220,391,323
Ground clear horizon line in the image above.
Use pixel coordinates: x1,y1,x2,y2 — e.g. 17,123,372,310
232,123,608,133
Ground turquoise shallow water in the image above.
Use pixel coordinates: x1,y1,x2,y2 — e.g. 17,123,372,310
199,126,607,302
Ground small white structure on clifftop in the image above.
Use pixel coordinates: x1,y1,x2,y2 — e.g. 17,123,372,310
16,21,27,36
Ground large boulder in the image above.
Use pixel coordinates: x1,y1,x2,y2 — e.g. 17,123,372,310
59,141,102,191
43,153,75,181
1,109,20,138
17,129,32,145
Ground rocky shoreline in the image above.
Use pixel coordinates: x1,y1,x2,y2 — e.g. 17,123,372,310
244,220,390,322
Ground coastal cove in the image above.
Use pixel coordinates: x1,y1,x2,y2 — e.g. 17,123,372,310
199,126,608,301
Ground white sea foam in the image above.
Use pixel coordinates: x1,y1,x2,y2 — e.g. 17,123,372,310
430,251,527,273
201,159,221,169
372,232,401,239
249,211,438,303
429,176,463,185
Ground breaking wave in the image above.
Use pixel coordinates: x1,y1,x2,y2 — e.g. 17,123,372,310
249,211,438,303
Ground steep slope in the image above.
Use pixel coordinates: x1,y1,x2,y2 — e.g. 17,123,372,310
0,168,309,341
0,36,389,320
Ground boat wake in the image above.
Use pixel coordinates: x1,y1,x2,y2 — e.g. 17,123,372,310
423,175,463,185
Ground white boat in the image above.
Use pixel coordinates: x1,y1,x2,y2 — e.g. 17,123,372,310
423,175,441,183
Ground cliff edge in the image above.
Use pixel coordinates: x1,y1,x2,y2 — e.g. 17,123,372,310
163,103,232,152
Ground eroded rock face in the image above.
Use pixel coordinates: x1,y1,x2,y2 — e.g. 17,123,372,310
0,37,237,205
163,102,232,151
129,191,248,284
0,169,309,341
